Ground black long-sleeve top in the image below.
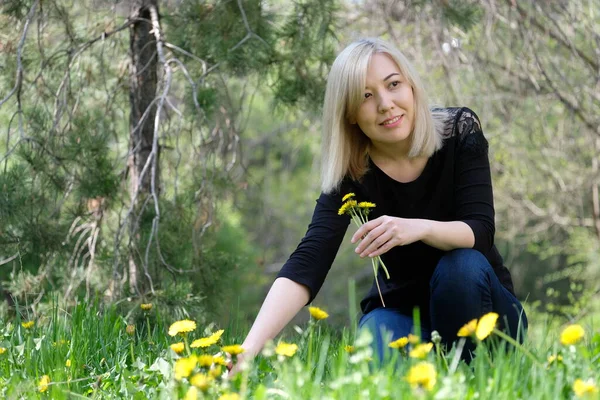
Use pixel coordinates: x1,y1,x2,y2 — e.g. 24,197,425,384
276,107,515,316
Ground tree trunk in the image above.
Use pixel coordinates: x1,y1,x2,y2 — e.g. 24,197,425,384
128,0,159,295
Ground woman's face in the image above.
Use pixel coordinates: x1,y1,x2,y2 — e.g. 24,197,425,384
353,53,415,149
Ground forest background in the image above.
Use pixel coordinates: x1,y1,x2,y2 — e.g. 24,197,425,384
1,0,598,334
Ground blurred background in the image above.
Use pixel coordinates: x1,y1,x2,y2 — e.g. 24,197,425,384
0,0,598,332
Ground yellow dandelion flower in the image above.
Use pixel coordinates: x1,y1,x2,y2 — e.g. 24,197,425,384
212,356,227,366
560,324,585,346
211,329,224,340
357,201,376,209
457,319,478,337
168,319,197,337
344,345,355,353
174,355,197,380
407,334,420,344
191,337,215,348
140,303,153,311
222,344,245,356
38,375,50,393
338,200,357,216
308,306,329,320
476,312,499,340
0,347,6,354
209,365,223,378
65,359,71,367
409,342,434,359
190,329,224,348
405,362,436,391
547,354,563,364
190,373,213,391
342,193,356,203
573,379,598,397
198,354,214,368
342,193,356,202
185,386,199,400
126,324,135,336
21,321,34,329
219,393,241,400
388,337,409,349
170,342,185,354
275,342,298,357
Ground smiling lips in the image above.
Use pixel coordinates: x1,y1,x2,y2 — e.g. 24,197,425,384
380,114,404,127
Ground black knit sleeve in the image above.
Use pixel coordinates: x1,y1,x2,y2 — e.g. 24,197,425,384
454,107,496,253
276,191,351,304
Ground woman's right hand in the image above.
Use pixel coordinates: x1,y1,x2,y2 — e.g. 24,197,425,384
227,347,258,377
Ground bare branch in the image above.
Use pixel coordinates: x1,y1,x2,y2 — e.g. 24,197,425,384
506,0,598,72
0,253,19,267
531,50,599,136
236,0,269,48
0,0,39,108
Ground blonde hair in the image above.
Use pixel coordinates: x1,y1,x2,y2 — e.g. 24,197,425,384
320,38,445,194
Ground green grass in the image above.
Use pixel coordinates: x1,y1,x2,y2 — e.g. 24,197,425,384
0,300,598,399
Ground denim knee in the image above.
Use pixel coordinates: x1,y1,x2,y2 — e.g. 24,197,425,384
430,249,492,291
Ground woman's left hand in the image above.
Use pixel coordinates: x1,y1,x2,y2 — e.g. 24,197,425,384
351,216,430,258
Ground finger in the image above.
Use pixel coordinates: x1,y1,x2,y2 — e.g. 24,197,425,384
368,238,394,257
351,223,370,244
351,217,383,243
361,230,391,257
356,224,387,256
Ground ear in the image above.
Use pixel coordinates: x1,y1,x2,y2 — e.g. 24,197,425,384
348,116,357,125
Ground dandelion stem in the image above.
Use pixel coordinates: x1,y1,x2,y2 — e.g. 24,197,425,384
183,334,191,356
308,320,314,366
435,343,449,372
492,328,541,365
346,202,389,307
146,316,152,343
377,257,390,279
372,259,386,307
129,340,135,366
481,341,494,367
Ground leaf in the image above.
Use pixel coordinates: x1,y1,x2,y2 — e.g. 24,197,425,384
14,343,25,357
132,359,146,371
148,357,171,377
254,384,267,400
33,335,45,351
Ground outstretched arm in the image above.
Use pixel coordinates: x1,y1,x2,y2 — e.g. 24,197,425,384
240,277,310,356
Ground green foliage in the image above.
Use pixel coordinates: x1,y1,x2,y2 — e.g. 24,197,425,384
165,0,277,76
130,187,258,323
440,0,482,32
270,0,339,111
62,115,120,199
2,0,339,310
0,300,598,398
0,0,33,20
166,0,338,113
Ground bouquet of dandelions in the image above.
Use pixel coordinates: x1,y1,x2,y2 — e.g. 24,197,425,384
338,193,390,307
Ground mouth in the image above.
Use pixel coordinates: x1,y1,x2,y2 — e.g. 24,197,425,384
379,114,404,126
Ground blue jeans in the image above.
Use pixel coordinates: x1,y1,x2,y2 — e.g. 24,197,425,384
358,249,528,364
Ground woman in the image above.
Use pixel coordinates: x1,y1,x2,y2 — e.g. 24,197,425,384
233,37,527,371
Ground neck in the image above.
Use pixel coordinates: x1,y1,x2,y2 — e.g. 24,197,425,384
369,140,412,163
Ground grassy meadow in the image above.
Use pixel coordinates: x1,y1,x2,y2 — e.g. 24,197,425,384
0,298,598,399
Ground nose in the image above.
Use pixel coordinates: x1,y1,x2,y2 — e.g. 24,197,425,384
377,92,394,114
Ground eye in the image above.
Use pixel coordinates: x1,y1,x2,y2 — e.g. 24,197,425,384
389,80,401,88
364,92,372,99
